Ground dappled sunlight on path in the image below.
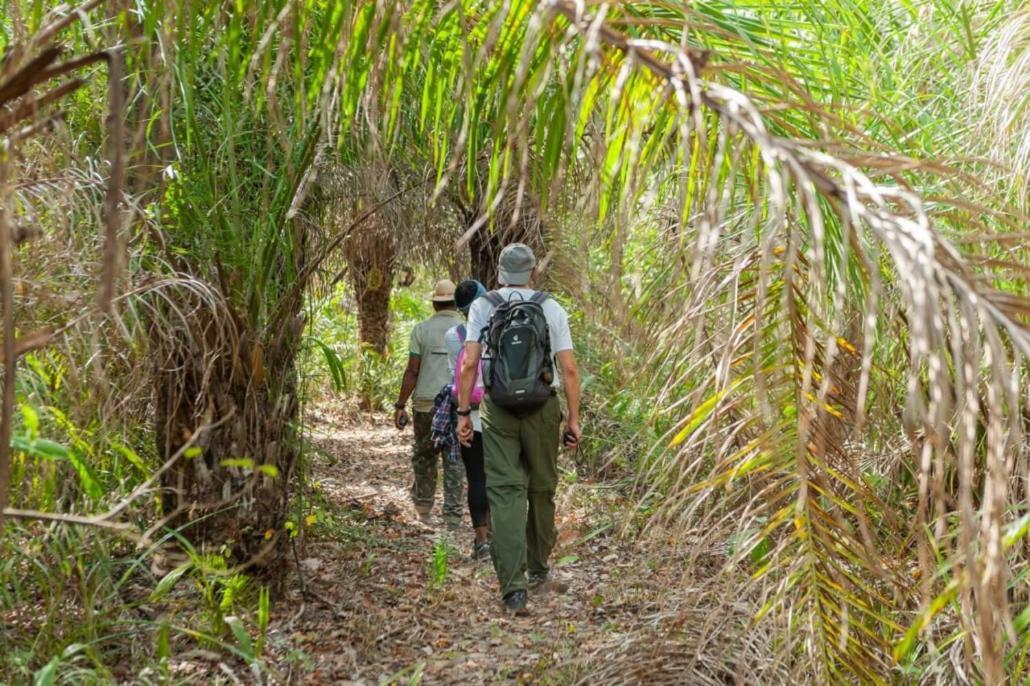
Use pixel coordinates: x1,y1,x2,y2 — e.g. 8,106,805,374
262,400,661,684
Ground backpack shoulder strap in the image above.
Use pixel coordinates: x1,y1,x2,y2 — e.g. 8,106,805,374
483,290,505,307
456,324,466,343
529,291,550,305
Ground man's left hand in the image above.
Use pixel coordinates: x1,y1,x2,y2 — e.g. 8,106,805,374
457,414,474,447
394,408,409,431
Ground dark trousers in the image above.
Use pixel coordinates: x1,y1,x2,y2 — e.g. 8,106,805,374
460,431,490,529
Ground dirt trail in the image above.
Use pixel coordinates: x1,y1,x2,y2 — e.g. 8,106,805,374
265,401,663,684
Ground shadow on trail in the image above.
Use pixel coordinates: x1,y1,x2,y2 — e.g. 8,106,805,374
264,399,654,684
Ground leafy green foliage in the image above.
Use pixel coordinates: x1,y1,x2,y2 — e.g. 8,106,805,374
3,0,1028,683
427,535,457,590
7,354,155,512
302,281,431,409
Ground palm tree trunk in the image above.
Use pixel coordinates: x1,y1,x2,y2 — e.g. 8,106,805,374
343,221,396,409
152,244,308,563
346,235,395,355
355,279,392,356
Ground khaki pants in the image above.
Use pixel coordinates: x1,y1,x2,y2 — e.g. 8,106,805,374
481,395,561,596
411,411,465,528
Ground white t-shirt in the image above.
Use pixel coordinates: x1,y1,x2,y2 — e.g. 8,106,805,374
444,324,483,433
465,288,573,389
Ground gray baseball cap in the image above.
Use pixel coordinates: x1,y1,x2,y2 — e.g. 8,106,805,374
498,243,536,285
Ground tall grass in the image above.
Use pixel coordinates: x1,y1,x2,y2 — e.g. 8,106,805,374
2,0,1027,682
367,1,1029,680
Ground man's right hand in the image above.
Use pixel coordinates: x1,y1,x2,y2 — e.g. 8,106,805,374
563,417,582,450
394,408,409,431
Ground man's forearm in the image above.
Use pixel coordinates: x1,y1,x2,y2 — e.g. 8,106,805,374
458,359,477,408
458,344,481,408
397,370,417,405
563,367,581,422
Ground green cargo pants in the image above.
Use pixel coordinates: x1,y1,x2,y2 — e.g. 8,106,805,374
481,395,561,597
411,411,465,528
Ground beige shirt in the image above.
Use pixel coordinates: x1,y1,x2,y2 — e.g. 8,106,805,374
409,310,464,413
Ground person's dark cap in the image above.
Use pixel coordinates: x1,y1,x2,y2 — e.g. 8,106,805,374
455,279,486,313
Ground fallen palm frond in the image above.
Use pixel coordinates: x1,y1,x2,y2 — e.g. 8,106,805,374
575,580,793,685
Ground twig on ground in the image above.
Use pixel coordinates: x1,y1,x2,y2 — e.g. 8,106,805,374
302,586,350,621
291,535,307,596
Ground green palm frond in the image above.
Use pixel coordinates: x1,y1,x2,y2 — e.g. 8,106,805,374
357,1,1029,680
5,0,1026,678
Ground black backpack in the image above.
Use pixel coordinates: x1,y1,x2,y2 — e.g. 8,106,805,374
479,291,554,413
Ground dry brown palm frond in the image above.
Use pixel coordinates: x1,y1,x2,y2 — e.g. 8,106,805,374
972,9,1030,213
0,0,125,532
574,576,794,685
435,1,1030,679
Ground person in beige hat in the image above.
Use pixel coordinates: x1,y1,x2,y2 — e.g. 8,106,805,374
393,279,466,529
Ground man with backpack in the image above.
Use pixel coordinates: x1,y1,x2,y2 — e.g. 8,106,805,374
456,244,582,615
444,280,491,561
394,279,466,530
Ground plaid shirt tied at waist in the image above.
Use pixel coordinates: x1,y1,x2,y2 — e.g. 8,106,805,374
430,385,460,465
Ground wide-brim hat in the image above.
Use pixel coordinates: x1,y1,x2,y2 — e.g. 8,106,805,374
498,243,536,286
430,279,457,302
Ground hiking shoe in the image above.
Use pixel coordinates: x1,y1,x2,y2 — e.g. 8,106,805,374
528,572,568,594
527,572,547,588
413,503,433,525
502,590,529,616
472,541,492,562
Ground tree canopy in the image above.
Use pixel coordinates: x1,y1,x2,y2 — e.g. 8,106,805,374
1,1,1028,682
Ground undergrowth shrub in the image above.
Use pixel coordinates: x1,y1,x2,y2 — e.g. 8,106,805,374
1,341,279,683
567,304,670,484
0,523,279,683
8,351,155,514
